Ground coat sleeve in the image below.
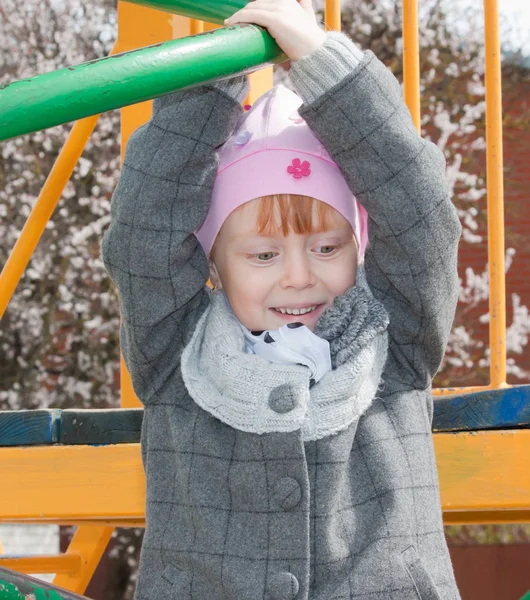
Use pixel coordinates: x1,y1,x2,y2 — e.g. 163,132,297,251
101,78,248,405
297,50,462,391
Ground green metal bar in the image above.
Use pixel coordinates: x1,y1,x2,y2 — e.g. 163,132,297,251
123,0,247,23
0,567,88,600
0,25,286,142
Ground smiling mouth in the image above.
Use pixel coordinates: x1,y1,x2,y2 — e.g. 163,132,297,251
270,304,324,318
273,305,318,316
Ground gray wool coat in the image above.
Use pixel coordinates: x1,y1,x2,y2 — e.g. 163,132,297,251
101,35,462,600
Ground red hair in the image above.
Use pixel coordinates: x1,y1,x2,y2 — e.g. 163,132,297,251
210,194,345,260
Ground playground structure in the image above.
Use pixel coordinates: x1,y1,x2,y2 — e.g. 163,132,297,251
0,0,529,597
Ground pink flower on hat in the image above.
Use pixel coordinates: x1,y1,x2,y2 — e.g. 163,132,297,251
287,158,311,179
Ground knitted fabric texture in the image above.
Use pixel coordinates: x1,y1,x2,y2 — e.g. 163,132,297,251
181,266,389,441
289,31,365,104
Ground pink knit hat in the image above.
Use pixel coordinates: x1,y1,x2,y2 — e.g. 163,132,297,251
194,84,368,260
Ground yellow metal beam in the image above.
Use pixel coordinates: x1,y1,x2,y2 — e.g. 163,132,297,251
325,0,341,32
444,510,530,526
0,116,99,320
435,429,530,522
1,519,145,528
117,2,183,157
190,18,204,35
402,0,420,132
0,554,81,576
53,526,114,594
1,431,530,524
0,43,123,322
483,0,507,388
247,68,274,104
0,445,145,521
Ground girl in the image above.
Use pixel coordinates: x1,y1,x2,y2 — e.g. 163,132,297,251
101,1,463,598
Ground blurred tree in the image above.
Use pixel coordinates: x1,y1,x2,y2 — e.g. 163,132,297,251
0,0,121,410
0,1,143,598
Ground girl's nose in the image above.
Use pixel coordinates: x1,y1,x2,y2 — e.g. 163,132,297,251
279,253,316,290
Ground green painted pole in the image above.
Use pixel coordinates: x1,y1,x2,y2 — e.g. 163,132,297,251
123,0,247,23
0,567,88,600
0,25,286,142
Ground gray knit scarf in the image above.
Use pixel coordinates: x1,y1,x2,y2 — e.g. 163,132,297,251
181,266,389,441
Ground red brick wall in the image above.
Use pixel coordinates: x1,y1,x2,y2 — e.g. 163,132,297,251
449,543,530,600
503,87,530,384
439,68,530,387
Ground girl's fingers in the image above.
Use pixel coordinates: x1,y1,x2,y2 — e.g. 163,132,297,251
226,0,276,15
225,9,275,27
225,5,279,25
223,0,321,60
298,0,316,13
225,0,307,22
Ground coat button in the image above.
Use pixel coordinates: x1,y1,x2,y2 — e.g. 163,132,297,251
268,384,299,414
272,477,302,510
267,572,299,600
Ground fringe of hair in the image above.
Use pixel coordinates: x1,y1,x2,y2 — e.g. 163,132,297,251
210,194,344,260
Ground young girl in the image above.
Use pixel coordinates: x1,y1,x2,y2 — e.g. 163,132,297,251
101,1,462,598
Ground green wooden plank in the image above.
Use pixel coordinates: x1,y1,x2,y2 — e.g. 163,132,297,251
0,410,60,447
60,409,143,445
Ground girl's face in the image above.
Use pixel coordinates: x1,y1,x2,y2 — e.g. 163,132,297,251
208,198,358,332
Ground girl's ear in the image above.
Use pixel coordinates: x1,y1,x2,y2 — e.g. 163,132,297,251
208,259,222,290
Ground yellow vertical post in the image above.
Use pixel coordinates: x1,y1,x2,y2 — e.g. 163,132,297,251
117,2,181,155
402,0,421,132
117,3,185,408
190,19,204,35
483,0,507,388
247,68,274,104
53,526,114,594
325,0,341,32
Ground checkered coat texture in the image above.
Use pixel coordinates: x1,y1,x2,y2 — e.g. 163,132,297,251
101,50,462,599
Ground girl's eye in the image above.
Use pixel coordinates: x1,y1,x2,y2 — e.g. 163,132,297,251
315,245,338,254
254,252,277,261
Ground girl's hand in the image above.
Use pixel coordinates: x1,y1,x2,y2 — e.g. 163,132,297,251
224,0,327,61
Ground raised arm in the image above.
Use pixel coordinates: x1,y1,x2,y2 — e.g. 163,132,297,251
291,33,462,390
101,77,249,405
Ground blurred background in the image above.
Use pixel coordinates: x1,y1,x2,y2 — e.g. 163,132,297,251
1,0,529,597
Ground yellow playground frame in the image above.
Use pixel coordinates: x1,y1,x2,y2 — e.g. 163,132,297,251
0,0,527,595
